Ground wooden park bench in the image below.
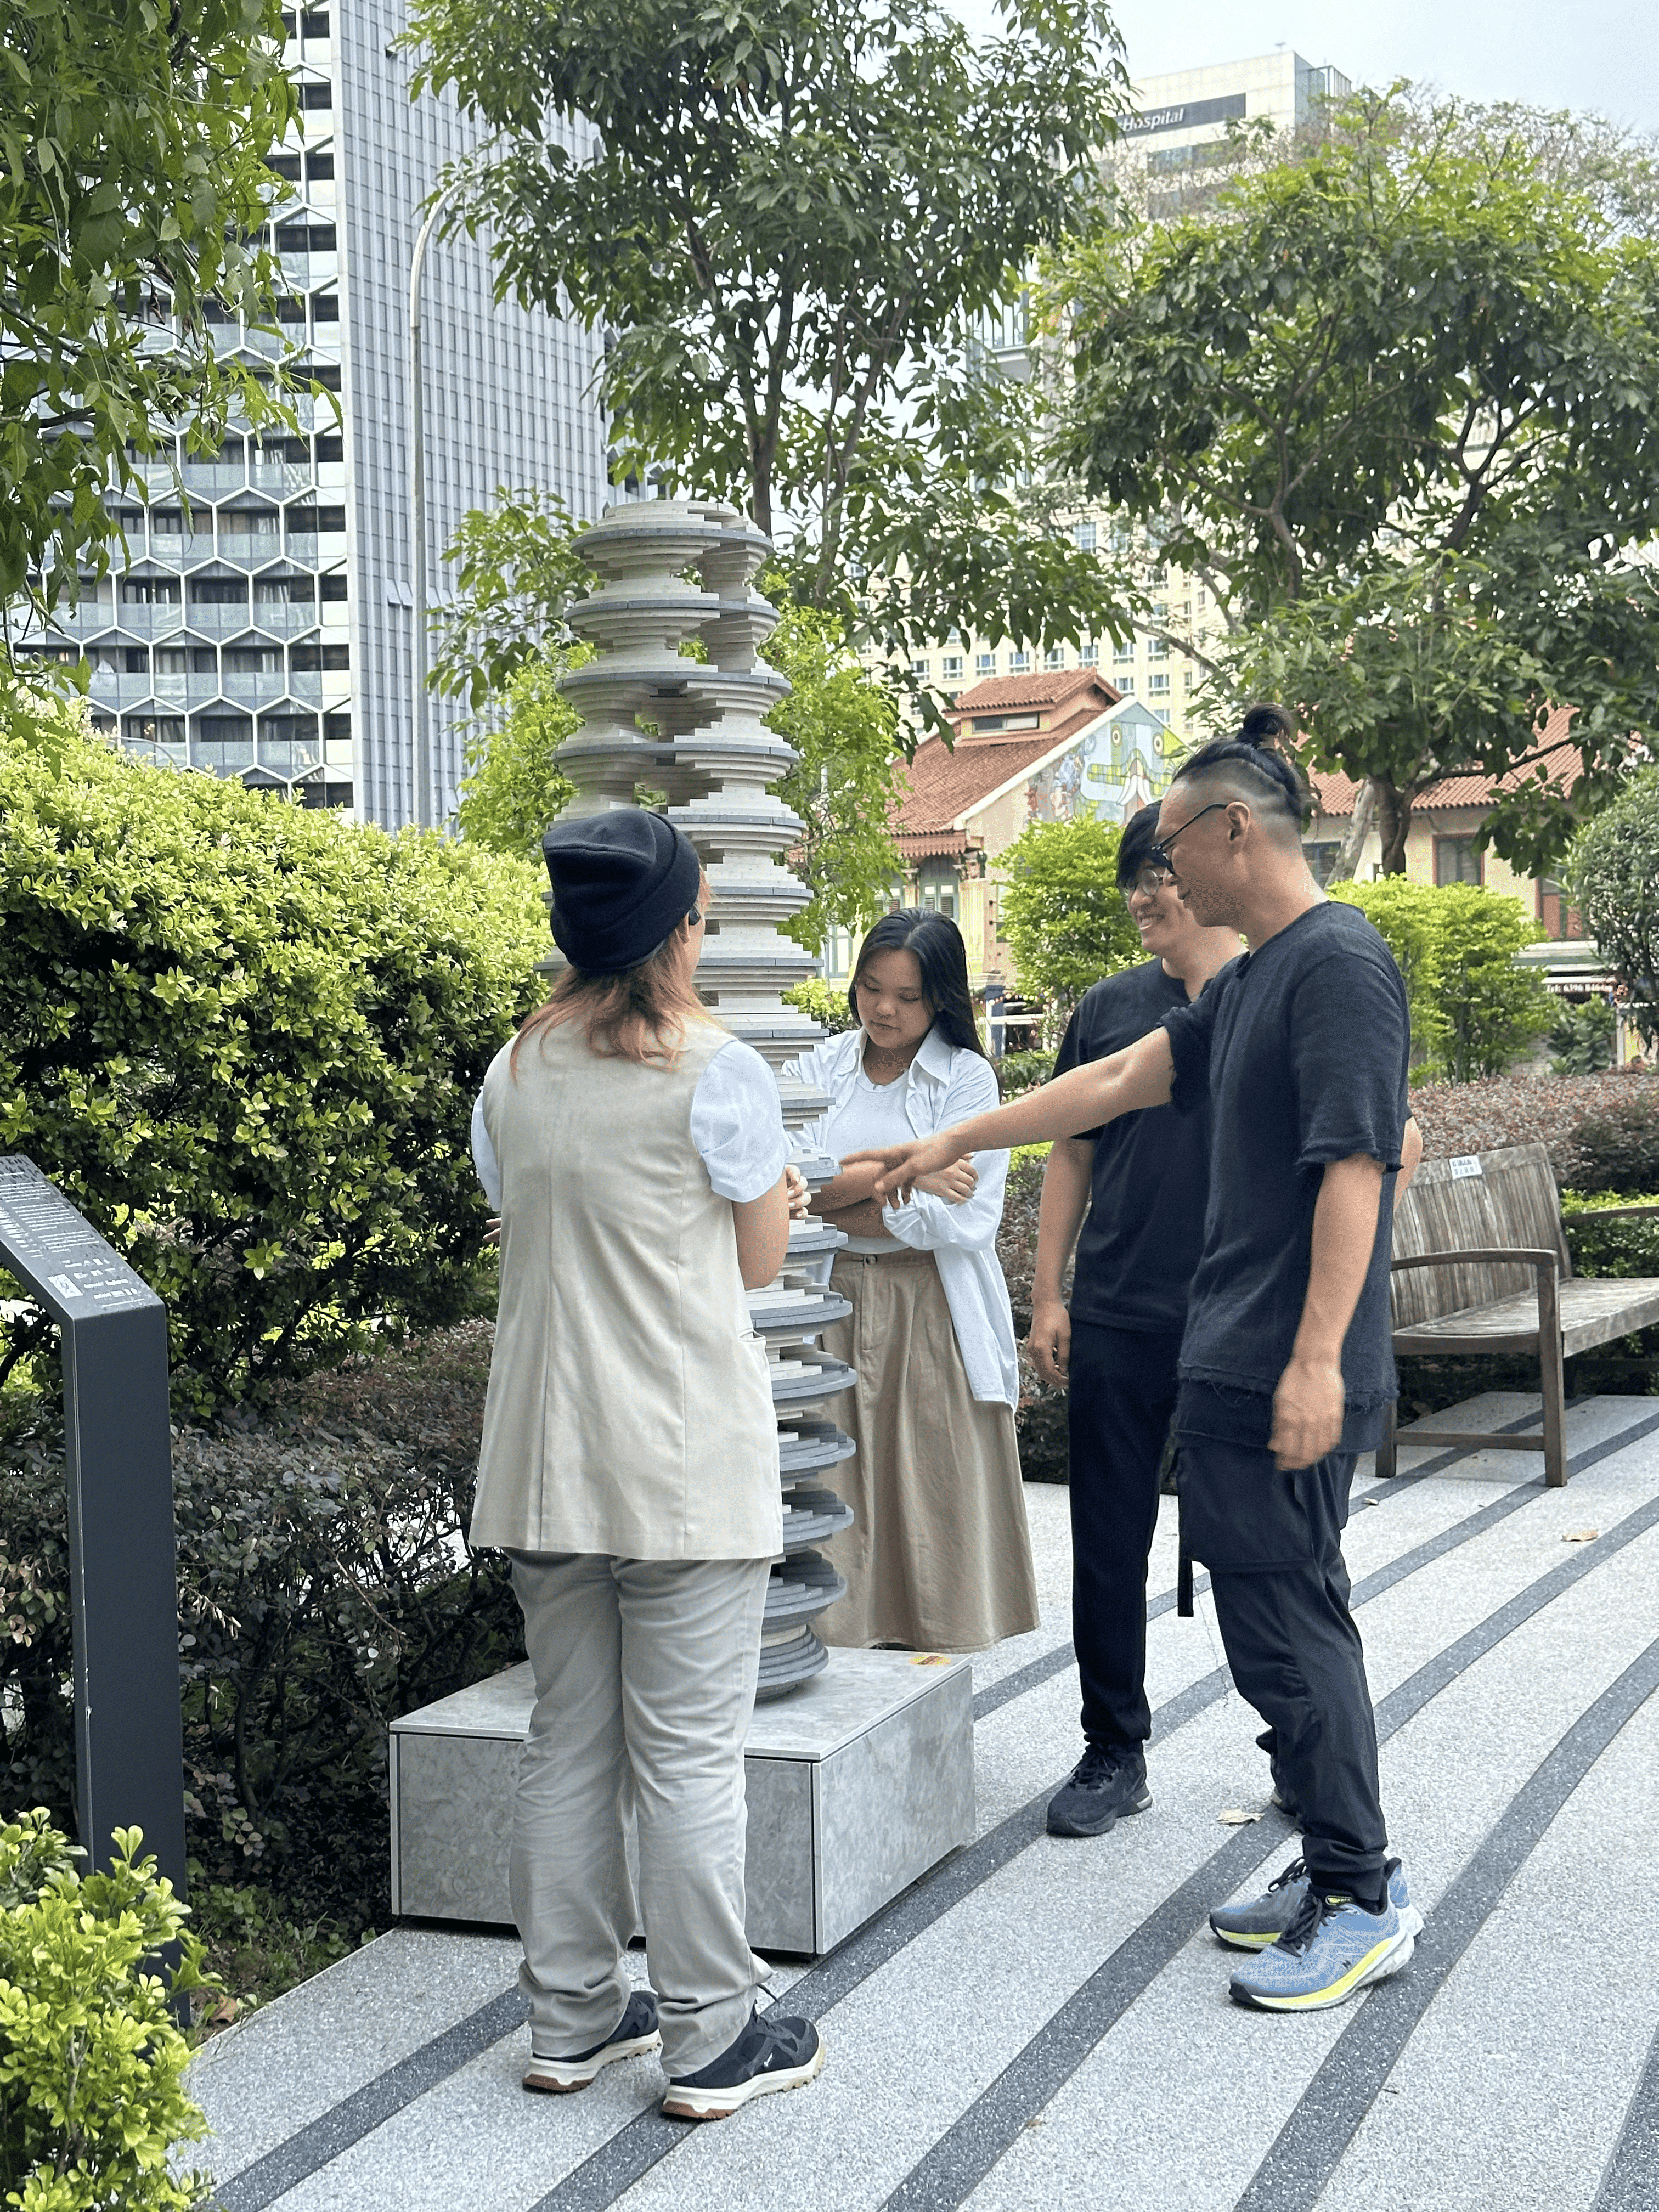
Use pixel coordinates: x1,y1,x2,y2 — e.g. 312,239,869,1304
1378,1142,1659,1488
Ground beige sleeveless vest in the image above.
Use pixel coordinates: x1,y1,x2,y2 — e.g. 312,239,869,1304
469,1017,781,1560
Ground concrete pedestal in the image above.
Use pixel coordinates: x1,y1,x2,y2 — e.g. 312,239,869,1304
388,1647,974,1956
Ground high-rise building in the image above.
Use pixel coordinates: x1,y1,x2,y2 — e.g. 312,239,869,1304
42,1,608,827
1121,50,1352,213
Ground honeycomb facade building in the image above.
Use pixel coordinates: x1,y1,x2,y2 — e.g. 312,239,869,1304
44,3,608,825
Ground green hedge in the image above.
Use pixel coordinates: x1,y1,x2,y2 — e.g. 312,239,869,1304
0,729,548,1409
1561,1190,1659,1278
0,1813,212,2209
1329,879,1551,1083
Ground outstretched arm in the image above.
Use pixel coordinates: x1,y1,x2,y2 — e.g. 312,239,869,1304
845,1028,1176,1200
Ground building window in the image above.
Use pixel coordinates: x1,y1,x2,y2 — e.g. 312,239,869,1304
917,862,958,921
1147,636,1169,661
910,657,930,679
1079,642,1098,667
1045,645,1065,670
1435,837,1483,887
1117,676,1135,695
300,81,332,109
1113,641,1134,664
120,578,180,605
1184,668,1196,689
1148,672,1170,695
1009,649,1030,674
1074,521,1097,553
941,654,963,680
975,652,996,676
1538,878,1585,941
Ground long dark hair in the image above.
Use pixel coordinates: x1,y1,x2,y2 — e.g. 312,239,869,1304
849,909,991,1063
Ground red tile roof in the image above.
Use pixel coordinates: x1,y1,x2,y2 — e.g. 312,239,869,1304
1305,713,1583,818
945,669,1116,719
895,731,1060,838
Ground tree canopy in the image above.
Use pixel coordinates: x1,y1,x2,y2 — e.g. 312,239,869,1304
1048,95,1659,874
0,0,295,716
1568,768,1659,1049
996,816,1142,1013
405,0,1133,721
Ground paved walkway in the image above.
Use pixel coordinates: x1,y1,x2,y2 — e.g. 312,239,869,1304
190,1393,1659,2212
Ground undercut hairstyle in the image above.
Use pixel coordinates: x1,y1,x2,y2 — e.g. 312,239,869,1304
850,909,992,1066
1115,803,1165,889
1171,703,1310,837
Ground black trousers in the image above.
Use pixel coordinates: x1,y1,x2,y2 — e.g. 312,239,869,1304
1177,1431,1387,1894
1066,1319,1182,1752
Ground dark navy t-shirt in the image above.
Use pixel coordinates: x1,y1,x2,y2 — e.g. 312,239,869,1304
1160,900,1410,1442
1053,959,1212,1335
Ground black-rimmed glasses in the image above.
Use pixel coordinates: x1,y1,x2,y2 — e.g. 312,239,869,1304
1147,800,1229,872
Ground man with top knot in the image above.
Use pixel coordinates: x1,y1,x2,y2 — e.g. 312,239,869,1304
848,706,1425,2014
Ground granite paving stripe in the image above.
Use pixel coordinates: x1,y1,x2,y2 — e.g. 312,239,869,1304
218,1412,1654,2210
1233,1634,1659,2212
876,1479,1659,2212
218,1451,1575,2212
1592,2016,1659,2212
214,1988,530,2212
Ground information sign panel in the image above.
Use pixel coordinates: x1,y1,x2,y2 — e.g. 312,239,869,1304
0,1158,185,1897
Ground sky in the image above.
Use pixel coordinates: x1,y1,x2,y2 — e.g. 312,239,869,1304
950,0,1659,134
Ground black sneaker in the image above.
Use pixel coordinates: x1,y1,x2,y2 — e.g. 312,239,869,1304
523,1989,661,2094
661,2009,826,2121
1046,1745,1151,1838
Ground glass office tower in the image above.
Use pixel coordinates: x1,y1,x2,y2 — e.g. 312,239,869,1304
48,2,608,827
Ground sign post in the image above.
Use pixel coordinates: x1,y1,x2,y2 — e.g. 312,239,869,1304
0,1158,185,1897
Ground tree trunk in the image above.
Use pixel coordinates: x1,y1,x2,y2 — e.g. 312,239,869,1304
1373,776,1413,874
1327,776,1377,882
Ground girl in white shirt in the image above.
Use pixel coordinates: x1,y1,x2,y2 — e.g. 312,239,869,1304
787,910,1039,1651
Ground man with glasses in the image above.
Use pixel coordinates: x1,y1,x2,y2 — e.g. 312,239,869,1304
848,706,1425,2016
1032,804,1244,1841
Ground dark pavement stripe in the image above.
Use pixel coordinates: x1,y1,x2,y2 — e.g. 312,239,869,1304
1592,2016,1659,2212
1235,1635,1659,2212
215,1988,531,2212
218,1404,1659,2209
877,1481,1659,2212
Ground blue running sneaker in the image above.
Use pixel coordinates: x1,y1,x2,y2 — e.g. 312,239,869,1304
1228,1883,1417,2012
1211,1855,1421,1952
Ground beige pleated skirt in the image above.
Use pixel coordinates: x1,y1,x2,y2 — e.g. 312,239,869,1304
812,1246,1039,1653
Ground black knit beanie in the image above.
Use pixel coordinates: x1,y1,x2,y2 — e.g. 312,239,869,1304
541,810,702,974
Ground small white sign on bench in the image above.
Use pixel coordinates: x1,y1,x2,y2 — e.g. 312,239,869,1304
1449,1155,1484,1180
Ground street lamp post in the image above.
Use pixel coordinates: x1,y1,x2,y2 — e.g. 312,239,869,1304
408,183,461,832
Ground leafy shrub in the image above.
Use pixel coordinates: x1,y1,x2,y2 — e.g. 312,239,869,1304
783,977,857,1033
0,728,548,1409
997,817,1142,1013
0,1326,518,1926
1330,879,1551,1082
1549,998,1615,1076
1561,1190,1659,1278
1006,1142,1053,1200
999,1052,1057,1099
0,1812,213,2209
1568,1090,1659,1197
1568,765,1659,1047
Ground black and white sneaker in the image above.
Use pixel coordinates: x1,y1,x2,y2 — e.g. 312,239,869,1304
523,1989,662,2094
661,2009,826,2121
1046,1745,1151,1838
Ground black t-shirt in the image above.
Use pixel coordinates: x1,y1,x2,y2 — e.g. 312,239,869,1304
1053,959,1212,1335
1160,900,1410,1436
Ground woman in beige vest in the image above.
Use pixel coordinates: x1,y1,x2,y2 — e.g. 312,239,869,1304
469,810,825,2121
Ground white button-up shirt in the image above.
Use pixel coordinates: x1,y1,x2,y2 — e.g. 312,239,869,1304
786,1027,1020,1407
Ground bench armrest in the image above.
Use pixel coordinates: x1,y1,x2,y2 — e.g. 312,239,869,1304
1391,1248,1559,1276
1391,1246,1560,1342
1561,1204,1659,1222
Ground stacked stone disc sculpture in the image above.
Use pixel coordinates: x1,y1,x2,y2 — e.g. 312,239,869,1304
550,498,856,1695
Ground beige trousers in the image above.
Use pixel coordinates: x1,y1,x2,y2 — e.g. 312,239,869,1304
815,1248,1039,1652
508,1551,772,2075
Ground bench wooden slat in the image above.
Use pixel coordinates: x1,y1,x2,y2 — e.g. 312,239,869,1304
1394,1277,1659,1358
1391,1143,1568,1328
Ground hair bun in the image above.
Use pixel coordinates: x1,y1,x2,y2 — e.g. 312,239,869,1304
1239,702,1297,747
